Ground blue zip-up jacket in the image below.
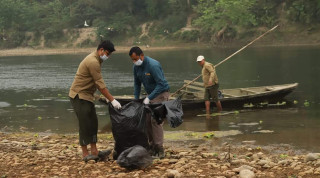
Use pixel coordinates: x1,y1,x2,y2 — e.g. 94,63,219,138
133,56,170,100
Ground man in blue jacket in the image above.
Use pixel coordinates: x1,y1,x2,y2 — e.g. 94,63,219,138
129,46,170,159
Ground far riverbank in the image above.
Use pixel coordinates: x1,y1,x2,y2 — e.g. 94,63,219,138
0,46,194,57
0,42,319,57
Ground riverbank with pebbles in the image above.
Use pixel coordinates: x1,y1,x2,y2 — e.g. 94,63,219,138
1,131,320,178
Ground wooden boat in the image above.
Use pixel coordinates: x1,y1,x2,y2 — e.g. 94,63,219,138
113,81,299,109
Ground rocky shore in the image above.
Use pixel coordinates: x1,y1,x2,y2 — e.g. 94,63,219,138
1,131,320,178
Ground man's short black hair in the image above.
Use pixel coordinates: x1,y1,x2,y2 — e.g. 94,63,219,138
97,40,115,53
129,46,143,56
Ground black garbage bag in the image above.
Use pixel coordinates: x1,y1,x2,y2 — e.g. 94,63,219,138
108,98,183,159
164,97,183,128
152,97,183,128
109,101,149,160
151,104,166,124
117,145,153,170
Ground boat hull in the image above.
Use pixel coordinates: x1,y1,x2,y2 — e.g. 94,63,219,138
113,83,298,109
181,85,297,109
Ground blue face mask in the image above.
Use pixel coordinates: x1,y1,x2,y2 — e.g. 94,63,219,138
100,54,108,61
134,59,143,66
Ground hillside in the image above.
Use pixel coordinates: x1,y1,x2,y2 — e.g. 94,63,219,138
0,0,319,49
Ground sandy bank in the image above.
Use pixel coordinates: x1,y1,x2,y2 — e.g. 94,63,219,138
0,46,193,57
1,131,320,177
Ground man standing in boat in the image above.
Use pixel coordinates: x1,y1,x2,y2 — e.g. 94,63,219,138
197,55,222,115
129,46,170,159
69,40,122,161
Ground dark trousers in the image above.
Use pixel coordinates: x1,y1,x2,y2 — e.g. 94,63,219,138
70,95,98,146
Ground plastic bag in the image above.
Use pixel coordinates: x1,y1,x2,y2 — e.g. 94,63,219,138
151,104,166,124
164,97,183,128
109,98,183,159
152,97,183,128
109,101,149,159
116,145,153,170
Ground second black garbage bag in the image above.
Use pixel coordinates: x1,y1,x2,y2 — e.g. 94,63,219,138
116,145,153,170
152,97,183,128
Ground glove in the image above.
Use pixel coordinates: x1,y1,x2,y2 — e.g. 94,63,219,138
143,97,150,104
111,99,121,109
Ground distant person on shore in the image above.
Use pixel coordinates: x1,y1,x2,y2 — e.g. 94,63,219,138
197,55,222,115
129,46,170,159
69,40,121,161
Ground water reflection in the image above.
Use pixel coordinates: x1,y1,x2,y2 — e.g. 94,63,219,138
205,116,220,131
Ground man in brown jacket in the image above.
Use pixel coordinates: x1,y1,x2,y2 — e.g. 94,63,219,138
197,55,222,115
69,40,121,161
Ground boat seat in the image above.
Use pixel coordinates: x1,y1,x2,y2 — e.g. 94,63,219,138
184,80,204,87
185,85,205,91
222,93,238,97
179,90,203,99
240,88,258,94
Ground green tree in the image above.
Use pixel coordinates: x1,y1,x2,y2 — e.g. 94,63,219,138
286,0,320,24
194,0,257,32
251,0,280,27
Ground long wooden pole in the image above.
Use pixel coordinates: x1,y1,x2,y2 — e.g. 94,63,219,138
171,25,279,97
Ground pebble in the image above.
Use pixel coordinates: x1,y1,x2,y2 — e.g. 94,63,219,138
169,159,179,164
177,167,185,172
233,165,255,173
178,152,188,157
246,152,253,157
239,169,255,178
305,153,319,162
252,154,260,161
117,173,127,177
257,159,269,166
257,152,264,158
166,169,181,178
278,159,289,165
220,165,228,171
294,165,302,170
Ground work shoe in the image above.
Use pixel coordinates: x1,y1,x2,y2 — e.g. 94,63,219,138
82,155,99,162
148,145,155,156
157,147,165,159
112,150,118,160
153,145,165,159
98,149,112,161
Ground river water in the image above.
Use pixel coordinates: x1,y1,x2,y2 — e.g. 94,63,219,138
0,46,319,151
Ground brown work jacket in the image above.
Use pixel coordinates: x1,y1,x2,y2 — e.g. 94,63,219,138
69,51,106,102
202,61,219,88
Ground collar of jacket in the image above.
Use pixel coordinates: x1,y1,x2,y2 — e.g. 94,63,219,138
141,56,148,67
95,51,103,64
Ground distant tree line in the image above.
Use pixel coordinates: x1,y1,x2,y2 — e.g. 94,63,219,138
0,0,319,48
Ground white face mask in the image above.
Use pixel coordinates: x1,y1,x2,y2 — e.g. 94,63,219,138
100,54,108,61
134,59,143,66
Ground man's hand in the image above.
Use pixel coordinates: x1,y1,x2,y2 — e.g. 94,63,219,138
143,97,150,104
111,99,121,109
